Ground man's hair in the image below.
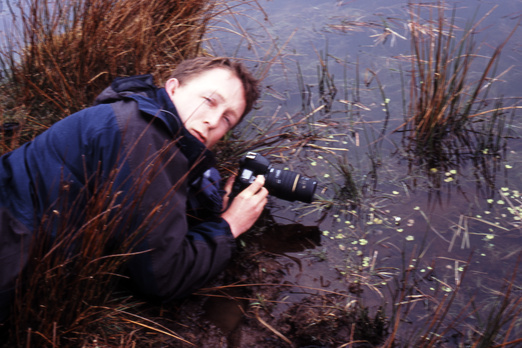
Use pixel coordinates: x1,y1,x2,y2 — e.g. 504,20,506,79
169,57,260,120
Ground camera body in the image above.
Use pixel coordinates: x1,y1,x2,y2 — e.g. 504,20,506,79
232,152,317,203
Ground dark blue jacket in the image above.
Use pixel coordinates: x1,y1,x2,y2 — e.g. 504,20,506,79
0,75,235,321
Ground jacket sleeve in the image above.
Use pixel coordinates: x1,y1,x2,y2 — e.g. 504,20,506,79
123,159,237,301
136,217,236,301
111,100,236,301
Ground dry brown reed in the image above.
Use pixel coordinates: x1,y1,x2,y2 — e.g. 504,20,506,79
8,135,197,346
0,0,239,345
1,0,218,133
403,1,518,165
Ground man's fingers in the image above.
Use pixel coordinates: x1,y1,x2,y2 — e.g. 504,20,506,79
224,175,236,194
221,175,268,238
245,175,265,194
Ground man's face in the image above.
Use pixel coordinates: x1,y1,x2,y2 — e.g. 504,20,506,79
165,68,246,148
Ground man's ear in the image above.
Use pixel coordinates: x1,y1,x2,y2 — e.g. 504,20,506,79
165,78,180,99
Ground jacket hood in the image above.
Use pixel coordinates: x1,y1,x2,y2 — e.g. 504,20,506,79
95,74,216,180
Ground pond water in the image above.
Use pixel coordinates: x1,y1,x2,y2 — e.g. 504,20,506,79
1,0,520,345
205,0,522,345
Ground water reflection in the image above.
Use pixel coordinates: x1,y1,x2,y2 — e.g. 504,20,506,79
207,0,522,344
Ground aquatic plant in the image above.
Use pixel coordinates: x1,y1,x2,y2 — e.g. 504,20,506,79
402,1,519,168
382,252,522,347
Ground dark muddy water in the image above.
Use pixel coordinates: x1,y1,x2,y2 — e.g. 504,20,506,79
2,0,520,344
206,0,522,344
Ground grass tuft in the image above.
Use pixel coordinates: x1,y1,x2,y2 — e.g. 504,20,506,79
0,0,218,143
402,1,519,168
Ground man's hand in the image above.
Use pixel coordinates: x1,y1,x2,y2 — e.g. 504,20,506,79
221,175,268,238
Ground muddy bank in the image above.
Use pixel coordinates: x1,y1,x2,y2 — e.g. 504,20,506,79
152,213,388,347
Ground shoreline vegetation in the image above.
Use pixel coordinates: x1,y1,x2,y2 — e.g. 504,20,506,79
1,0,521,347
0,0,217,154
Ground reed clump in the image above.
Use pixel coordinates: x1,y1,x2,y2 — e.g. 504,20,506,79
0,0,217,142
10,177,138,346
0,0,228,345
5,141,197,347
403,1,518,167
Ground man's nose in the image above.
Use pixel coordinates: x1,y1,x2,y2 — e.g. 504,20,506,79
204,112,221,129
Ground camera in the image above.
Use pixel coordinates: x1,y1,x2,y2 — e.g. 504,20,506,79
232,152,317,203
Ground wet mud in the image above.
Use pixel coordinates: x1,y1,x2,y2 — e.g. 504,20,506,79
150,213,388,347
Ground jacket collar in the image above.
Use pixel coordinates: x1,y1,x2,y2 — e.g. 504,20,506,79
95,74,217,181
128,87,217,182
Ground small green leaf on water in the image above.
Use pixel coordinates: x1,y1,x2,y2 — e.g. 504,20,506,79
505,164,513,169
497,200,505,205
487,199,494,204
406,235,414,241
359,239,368,246
485,234,495,240
430,168,438,173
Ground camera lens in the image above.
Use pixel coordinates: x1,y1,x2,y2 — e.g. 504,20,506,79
265,168,317,203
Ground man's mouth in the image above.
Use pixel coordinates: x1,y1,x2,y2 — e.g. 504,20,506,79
191,130,206,145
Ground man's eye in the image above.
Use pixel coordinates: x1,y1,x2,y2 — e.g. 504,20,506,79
203,96,214,105
223,115,231,126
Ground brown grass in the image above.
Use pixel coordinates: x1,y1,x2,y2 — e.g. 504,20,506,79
7,135,196,346
0,0,241,345
0,0,218,136
403,1,519,165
